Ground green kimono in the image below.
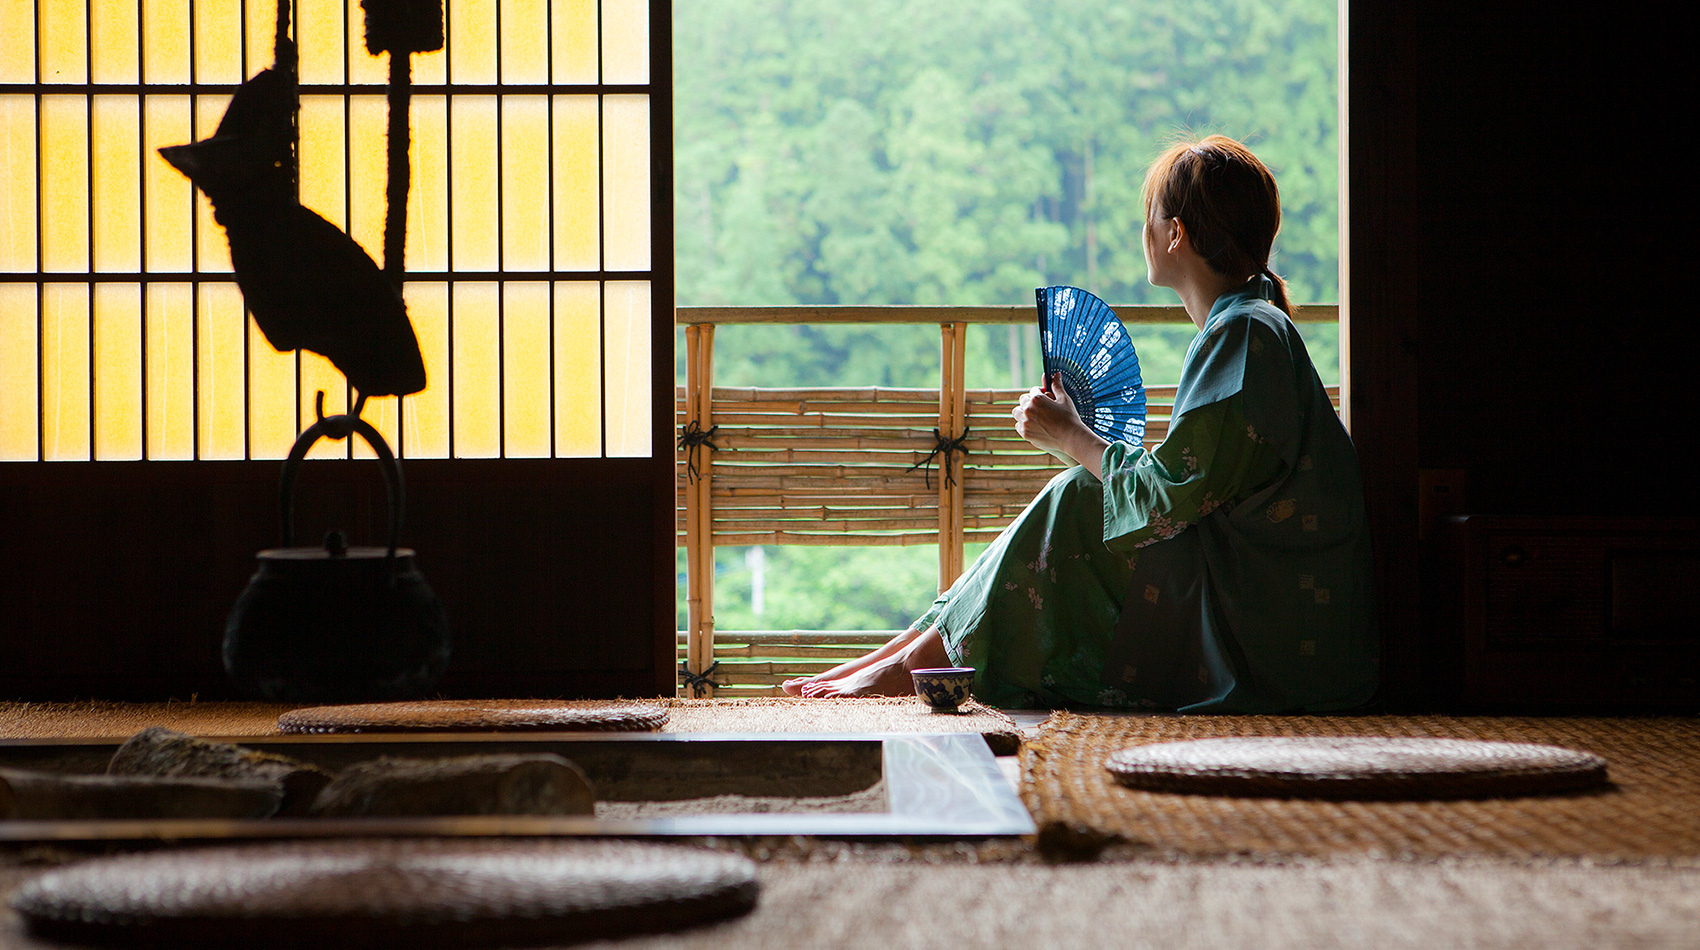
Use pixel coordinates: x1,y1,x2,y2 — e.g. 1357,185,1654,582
929,276,1377,712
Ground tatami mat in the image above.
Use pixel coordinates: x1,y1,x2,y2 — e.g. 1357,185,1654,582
5,704,1700,947
5,850,1698,950
1021,712,1700,862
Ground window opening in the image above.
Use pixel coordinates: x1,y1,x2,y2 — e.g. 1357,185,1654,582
671,0,1342,693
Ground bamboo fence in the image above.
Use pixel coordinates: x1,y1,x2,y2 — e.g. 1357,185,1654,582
674,304,1340,695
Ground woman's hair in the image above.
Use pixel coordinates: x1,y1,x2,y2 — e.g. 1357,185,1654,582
1142,135,1292,315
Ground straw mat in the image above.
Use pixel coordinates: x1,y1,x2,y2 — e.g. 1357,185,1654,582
1023,712,1700,861
0,698,1021,753
275,699,670,733
660,698,1021,755
9,839,756,949
515,855,1700,950
0,702,296,739
1102,736,1609,799
14,849,1695,950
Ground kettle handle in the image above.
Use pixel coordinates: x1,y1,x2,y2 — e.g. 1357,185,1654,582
279,400,404,558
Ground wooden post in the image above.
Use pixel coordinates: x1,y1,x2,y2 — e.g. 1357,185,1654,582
682,324,701,692
949,321,967,584
683,323,717,696
937,322,968,592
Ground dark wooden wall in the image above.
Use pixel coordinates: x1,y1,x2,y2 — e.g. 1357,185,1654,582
0,458,676,700
1349,1,1697,708
0,2,677,703
2,214,677,702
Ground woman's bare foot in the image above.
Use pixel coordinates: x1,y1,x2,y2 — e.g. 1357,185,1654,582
802,655,913,697
781,626,924,696
799,627,951,698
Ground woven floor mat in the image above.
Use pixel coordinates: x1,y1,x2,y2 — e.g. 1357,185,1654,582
10,851,1697,950
276,700,670,733
1022,713,1700,861
8,840,757,949
660,698,1021,755
0,702,295,739
0,699,1021,754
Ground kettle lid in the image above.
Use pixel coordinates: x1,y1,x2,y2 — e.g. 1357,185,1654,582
257,545,415,561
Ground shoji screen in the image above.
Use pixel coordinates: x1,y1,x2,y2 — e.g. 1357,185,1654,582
0,0,656,462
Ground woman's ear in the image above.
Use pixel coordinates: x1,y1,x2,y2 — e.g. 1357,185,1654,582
1166,217,1188,254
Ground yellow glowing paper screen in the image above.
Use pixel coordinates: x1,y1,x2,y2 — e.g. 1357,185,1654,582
0,0,653,461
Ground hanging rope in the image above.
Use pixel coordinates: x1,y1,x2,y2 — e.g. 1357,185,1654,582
678,660,721,698
677,420,720,483
359,0,443,419
907,428,971,489
273,0,298,199
360,0,443,288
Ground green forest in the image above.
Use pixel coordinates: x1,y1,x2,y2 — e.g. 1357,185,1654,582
672,0,1340,633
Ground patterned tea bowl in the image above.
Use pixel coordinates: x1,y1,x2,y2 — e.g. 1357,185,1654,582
911,667,976,712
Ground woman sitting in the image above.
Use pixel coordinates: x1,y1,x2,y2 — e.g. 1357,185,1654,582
784,135,1377,713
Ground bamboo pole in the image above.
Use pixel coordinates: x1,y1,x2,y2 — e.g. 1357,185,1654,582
707,505,940,520
683,324,717,697
949,321,968,584
703,414,942,430
700,471,1052,492
937,322,952,592
705,523,1023,547
683,371,1332,411
708,454,945,471
707,385,940,403
712,491,942,506
706,448,936,461
704,462,936,479
698,325,718,697
935,322,970,592
711,514,1017,533
704,401,938,414
711,531,940,547
714,505,943,519
675,303,1341,326
682,325,703,694
706,425,942,441
708,437,941,452
715,522,944,536
678,629,899,645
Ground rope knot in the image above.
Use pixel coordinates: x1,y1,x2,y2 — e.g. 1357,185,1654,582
676,420,720,483
907,428,971,489
678,660,721,697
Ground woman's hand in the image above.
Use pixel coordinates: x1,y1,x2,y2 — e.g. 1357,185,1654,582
1013,379,1110,479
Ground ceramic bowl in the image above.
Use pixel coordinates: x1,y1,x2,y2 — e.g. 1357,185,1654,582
911,667,976,712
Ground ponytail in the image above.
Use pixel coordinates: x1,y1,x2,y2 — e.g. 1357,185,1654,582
1261,264,1294,317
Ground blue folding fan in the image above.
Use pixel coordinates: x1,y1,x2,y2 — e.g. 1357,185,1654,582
1035,285,1147,444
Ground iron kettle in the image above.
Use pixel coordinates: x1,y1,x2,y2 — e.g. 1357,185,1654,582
224,408,449,702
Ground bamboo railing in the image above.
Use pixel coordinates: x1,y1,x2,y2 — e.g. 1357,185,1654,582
675,304,1340,696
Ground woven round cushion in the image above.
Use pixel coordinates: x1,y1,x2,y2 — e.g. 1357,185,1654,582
1104,736,1609,800
277,700,669,734
11,839,757,949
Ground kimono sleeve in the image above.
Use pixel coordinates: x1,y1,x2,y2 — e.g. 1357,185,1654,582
1098,317,1286,554
1098,397,1278,553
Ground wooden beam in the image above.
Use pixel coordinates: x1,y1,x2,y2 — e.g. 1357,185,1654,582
677,304,1339,325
